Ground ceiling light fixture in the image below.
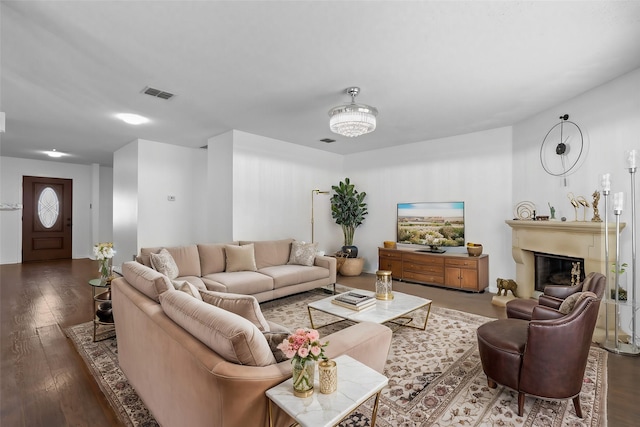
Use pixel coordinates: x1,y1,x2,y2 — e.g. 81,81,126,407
328,87,378,137
46,149,64,158
115,113,150,125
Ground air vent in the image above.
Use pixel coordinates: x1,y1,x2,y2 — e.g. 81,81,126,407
320,138,336,143
142,86,175,100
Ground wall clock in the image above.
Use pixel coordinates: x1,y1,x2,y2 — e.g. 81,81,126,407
540,114,584,185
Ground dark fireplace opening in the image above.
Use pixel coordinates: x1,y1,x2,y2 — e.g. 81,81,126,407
534,252,585,292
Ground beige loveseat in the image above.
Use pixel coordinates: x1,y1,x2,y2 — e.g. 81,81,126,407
112,261,393,427
136,239,336,302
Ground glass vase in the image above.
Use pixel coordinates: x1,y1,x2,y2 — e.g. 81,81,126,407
292,358,315,398
99,258,112,282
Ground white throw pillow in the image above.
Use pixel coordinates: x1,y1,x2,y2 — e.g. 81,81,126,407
225,244,257,272
287,241,318,266
150,248,179,279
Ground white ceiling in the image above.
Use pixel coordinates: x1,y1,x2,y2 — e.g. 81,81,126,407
2,1,640,166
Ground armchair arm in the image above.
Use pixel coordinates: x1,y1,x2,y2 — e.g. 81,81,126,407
538,294,563,310
543,283,581,300
531,305,565,321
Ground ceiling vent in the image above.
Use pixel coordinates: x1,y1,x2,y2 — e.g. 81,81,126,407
142,86,175,100
320,138,336,143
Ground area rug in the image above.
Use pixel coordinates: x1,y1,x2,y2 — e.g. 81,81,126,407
65,290,607,427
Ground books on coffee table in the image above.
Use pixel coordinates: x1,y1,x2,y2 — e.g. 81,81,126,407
331,292,376,311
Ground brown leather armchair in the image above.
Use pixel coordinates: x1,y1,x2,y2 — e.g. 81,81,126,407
506,271,606,320
477,294,601,417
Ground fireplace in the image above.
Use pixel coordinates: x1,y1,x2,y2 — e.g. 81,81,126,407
506,219,624,343
534,252,585,292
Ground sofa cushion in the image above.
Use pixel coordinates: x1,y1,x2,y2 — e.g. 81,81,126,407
159,290,276,366
202,271,274,295
197,243,235,275
259,265,330,289
225,244,257,272
559,291,597,314
150,248,179,279
178,281,204,301
141,245,202,277
241,239,294,269
122,261,173,302
287,241,318,266
199,289,270,331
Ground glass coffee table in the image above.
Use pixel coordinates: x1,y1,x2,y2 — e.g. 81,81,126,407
308,289,432,331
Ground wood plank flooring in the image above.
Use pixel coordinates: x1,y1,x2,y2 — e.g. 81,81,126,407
1,259,637,426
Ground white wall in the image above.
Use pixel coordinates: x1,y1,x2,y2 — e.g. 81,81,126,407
513,67,640,338
231,131,343,254
0,156,108,263
345,127,514,287
206,131,234,242
113,141,139,266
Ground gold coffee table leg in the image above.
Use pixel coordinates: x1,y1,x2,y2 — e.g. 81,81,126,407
370,390,383,426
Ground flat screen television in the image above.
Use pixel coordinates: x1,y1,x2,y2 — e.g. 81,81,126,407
397,201,465,252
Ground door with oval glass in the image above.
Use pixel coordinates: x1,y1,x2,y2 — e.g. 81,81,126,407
22,176,72,262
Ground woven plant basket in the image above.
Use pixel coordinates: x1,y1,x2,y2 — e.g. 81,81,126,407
339,257,364,276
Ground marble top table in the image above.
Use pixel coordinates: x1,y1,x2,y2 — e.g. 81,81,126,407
266,355,388,427
307,289,432,331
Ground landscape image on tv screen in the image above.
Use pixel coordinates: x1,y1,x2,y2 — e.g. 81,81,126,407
397,202,465,247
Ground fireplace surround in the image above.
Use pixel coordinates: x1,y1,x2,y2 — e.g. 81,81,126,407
506,219,624,342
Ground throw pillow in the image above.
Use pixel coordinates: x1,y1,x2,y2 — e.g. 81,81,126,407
150,248,179,279
177,281,203,301
559,291,597,314
263,332,291,363
225,244,257,272
159,291,276,366
199,289,270,331
287,241,318,266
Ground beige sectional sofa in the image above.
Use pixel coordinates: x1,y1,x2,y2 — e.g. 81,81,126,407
136,238,337,302
112,257,393,427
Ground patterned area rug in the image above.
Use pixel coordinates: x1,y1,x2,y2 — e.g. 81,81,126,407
65,289,607,427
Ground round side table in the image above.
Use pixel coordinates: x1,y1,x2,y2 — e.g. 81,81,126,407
88,278,115,342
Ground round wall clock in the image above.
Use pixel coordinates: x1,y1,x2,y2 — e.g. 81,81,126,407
540,114,584,180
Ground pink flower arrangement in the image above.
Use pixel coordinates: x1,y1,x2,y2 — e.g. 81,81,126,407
277,328,328,363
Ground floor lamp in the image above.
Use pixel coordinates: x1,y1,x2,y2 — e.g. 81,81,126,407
311,189,329,243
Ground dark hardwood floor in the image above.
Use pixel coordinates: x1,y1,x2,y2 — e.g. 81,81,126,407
1,259,637,426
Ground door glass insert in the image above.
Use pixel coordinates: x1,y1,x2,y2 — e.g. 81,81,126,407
38,187,59,228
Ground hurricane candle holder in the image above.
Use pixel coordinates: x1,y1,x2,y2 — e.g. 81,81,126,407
375,270,393,300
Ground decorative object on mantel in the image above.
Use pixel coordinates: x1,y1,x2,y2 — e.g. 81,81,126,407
567,192,579,221
0,203,22,211
540,114,585,187
591,190,602,222
328,87,378,137
548,202,556,220
577,195,590,221
514,201,536,220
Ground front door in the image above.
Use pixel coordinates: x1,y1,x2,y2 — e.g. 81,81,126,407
22,176,73,262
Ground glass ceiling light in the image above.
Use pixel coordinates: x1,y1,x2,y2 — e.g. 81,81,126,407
115,113,150,125
328,87,378,137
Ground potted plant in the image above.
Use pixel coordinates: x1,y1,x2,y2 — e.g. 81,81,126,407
330,177,368,259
